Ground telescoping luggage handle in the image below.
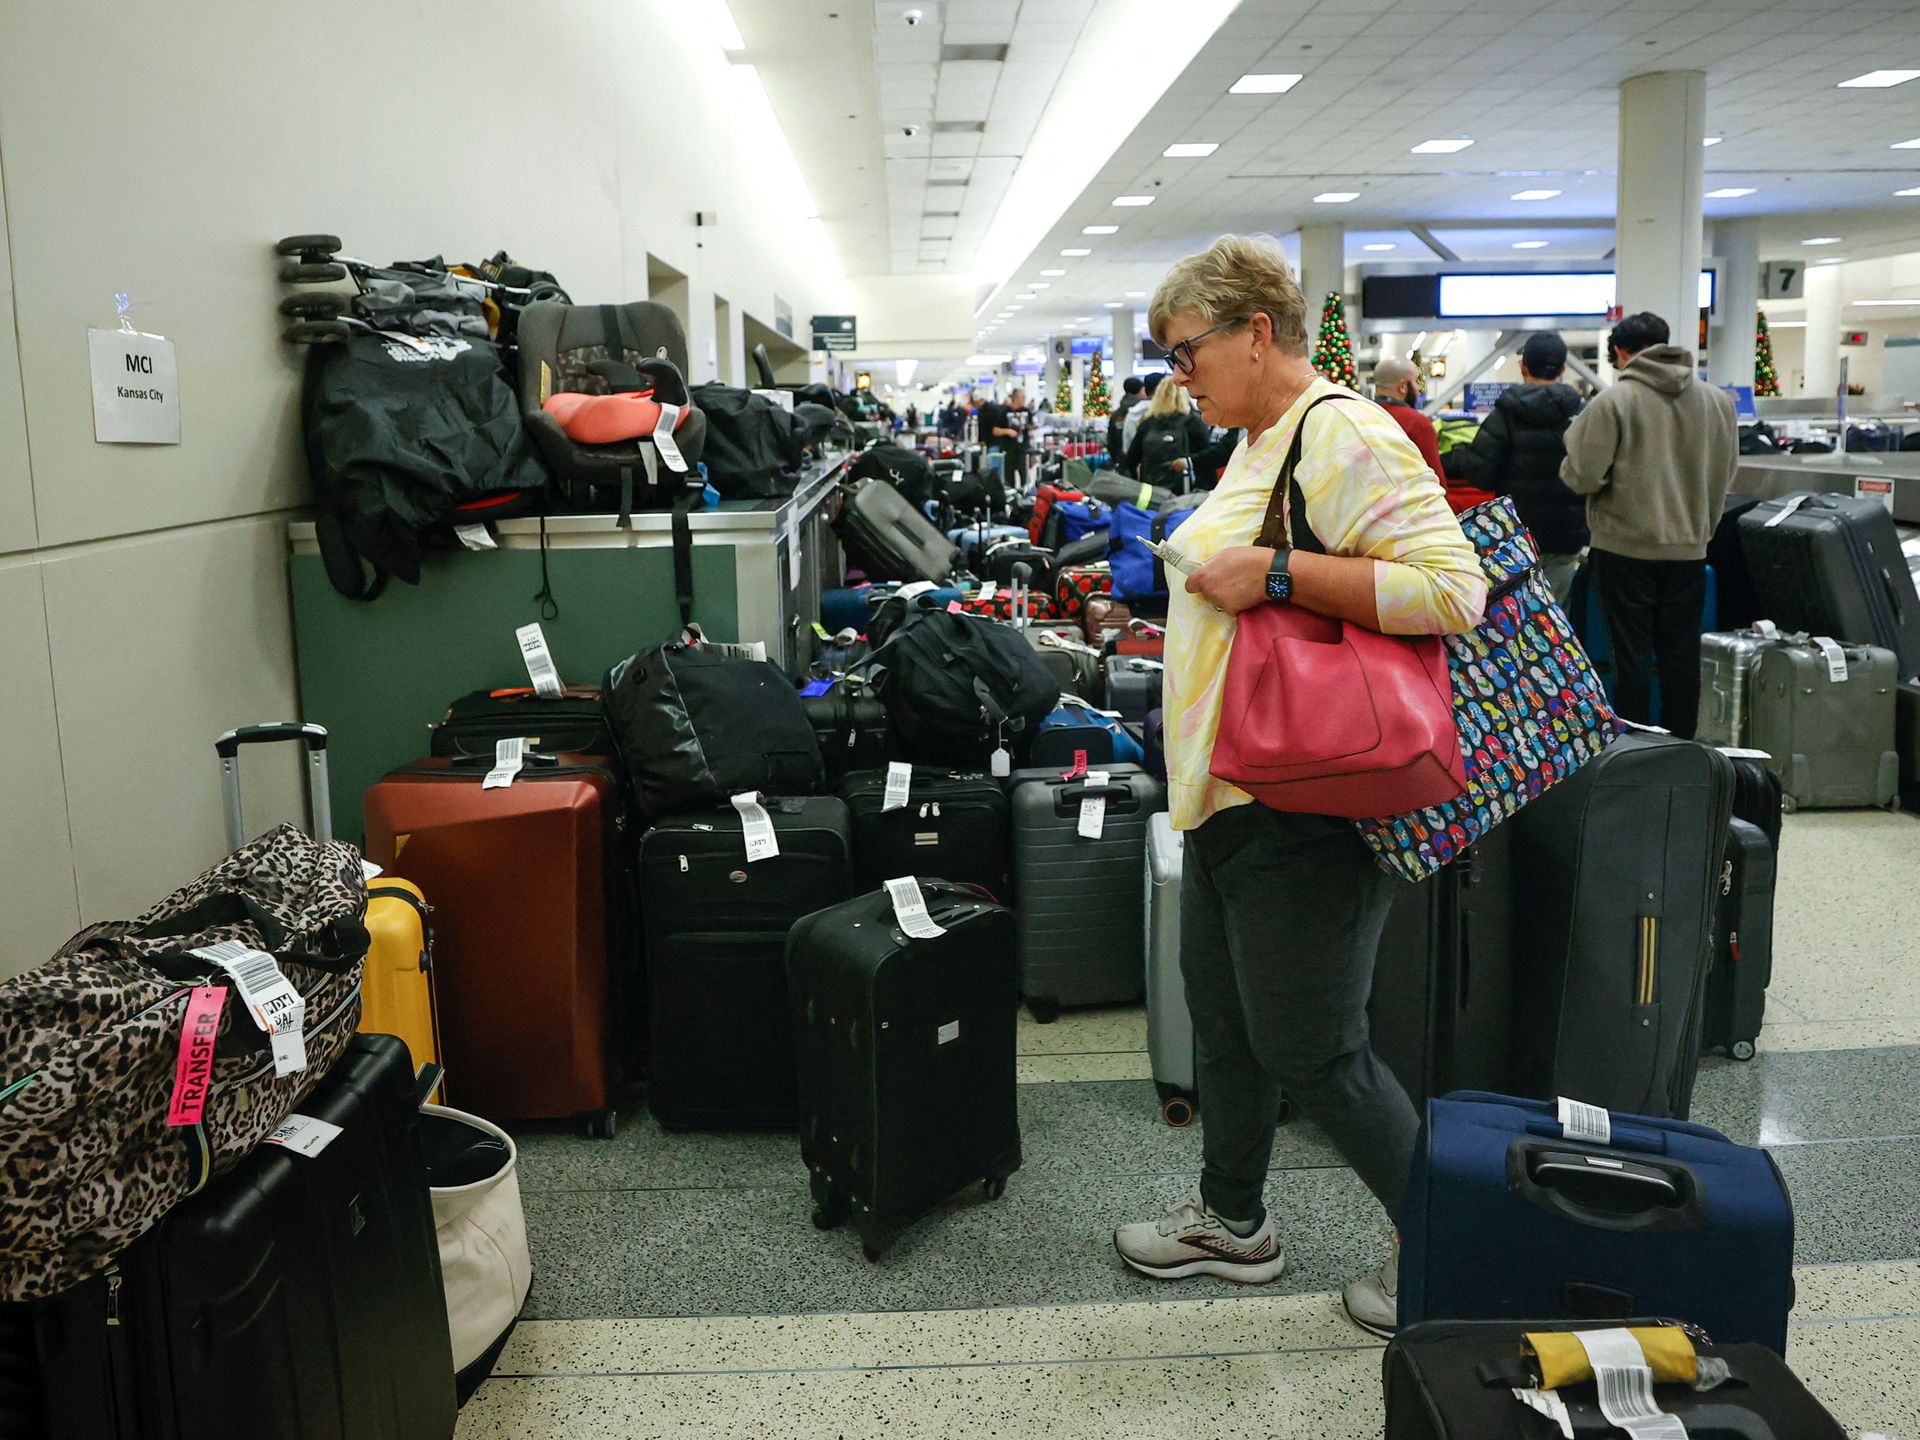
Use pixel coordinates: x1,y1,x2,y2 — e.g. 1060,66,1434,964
216,722,332,848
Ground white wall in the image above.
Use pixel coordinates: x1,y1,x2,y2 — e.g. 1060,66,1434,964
0,0,835,978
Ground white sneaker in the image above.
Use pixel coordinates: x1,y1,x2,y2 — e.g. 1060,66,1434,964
1342,1247,1398,1337
1113,1190,1287,1283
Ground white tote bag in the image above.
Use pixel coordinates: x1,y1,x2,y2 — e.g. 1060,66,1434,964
421,1104,532,1398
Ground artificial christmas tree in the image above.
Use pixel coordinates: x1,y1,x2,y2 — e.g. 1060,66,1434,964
1055,358,1074,416
1754,310,1780,398
1084,351,1111,418
1311,292,1357,390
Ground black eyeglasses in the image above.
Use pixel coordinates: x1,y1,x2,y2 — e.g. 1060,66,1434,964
1165,316,1249,375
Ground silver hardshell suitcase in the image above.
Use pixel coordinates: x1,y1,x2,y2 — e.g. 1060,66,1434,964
1746,637,1900,810
1145,814,1195,1126
1697,628,1780,747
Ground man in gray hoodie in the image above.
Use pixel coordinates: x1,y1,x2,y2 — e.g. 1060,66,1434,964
1561,312,1737,738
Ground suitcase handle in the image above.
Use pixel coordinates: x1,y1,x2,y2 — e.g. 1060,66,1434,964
1506,1138,1704,1234
1568,1403,1776,1440
216,723,332,849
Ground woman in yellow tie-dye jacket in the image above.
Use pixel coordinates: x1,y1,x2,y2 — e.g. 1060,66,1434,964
1111,235,1486,1340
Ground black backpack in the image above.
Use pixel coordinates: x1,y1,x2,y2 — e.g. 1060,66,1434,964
604,638,824,818
857,594,1060,765
850,444,938,510
690,382,809,498
1136,415,1192,488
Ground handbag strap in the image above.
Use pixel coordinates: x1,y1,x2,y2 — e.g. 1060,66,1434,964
1256,392,1356,555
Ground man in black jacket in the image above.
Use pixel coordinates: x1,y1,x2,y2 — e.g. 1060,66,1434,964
1458,332,1587,600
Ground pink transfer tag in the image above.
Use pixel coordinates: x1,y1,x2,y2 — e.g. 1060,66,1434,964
167,986,227,1127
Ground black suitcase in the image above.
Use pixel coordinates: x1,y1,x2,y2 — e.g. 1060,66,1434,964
1010,764,1162,1020
1103,655,1163,721
1706,492,1765,631
833,478,958,584
984,540,1056,592
640,796,853,1128
1702,816,1778,1062
1726,749,1785,849
1898,679,1920,811
788,881,1022,1260
801,685,892,786
1508,731,1734,1117
429,684,614,759
3,1035,455,1440
1739,490,1920,676
837,767,1011,903
1384,1319,1847,1440
1366,825,1515,1109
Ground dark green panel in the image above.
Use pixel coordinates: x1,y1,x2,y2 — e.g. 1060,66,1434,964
291,544,737,846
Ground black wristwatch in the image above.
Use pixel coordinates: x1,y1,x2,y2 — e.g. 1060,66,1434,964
1265,547,1295,603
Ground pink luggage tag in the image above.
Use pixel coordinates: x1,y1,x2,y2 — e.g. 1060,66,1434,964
167,986,228,1127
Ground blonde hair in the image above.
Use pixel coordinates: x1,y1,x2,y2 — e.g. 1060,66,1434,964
1148,234,1309,357
1146,378,1191,418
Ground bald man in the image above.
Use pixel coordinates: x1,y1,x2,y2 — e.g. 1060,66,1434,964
1371,358,1446,485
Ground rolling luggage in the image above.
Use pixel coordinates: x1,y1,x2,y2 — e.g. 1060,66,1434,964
1010,764,1162,1020
837,766,1011,903
833,477,958,584
1103,654,1163,722
1507,731,1733,1118
1025,625,1102,702
1701,817,1777,1062
1025,704,1144,771
1398,1091,1796,1353
1726,748,1785,848
1052,562,1111,622
1744,637,1899,810
362,752,635,1132
428,685,613,760
801,683,891,786
4,1034,456,1440
1145,814,1196,1127
1695,627,1780,747
1738,491,1920,676
983,539,1056,593
788,881,1021,1260
1366,826,1515,1110
1384,1318,1846,1440
950,523,1028,571
1081,594,1134,644
639,796,852,1128
1707,492,1766,630
1900,679,1920,810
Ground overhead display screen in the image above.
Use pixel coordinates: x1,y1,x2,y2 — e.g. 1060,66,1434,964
1437,271,1715,318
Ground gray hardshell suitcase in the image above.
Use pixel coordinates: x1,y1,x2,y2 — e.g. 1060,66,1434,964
1104,655,1164,722
1746,637,1899,810
1145,814,1195,1126
833,477,958,584
1011,764,1163,1020
1696,627,1780,746
1738,491,1920,676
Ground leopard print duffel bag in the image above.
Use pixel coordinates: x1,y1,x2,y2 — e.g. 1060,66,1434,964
0,823,369,1301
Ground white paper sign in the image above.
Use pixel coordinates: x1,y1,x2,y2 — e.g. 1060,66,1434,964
88,328,181,444
1557,1096,1612,1145
731,792,780,862
884,876,947,939
515,624,564,698
261,1112,345,1158
883,761,913,812
1855,476,1896,513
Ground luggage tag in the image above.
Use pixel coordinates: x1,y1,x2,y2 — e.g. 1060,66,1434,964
1761,494,1808,527
1812,635,1849,683
1511,1388,1575,1439
166,985,228,1127
1752,619,1780,639
454,524,498,551
653,404,688,472
884,876,947,940
483,736,527,790
895,581,938,602
260,1112,345,1158
515,623,565,699
977,580,998,602
190,940,307,1077
731,791,780,862
1571,1329,1688,1440
991,722,1011,778
883,761,913,812
1077,771,1110,840
1556,1096,1611,1145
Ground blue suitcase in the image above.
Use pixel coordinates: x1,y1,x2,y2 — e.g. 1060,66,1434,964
949,523,1029,569
821,584,962,635
1025,704,1145,770
1400,1091,1795,1354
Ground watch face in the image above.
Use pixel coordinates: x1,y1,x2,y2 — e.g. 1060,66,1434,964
1265,569,1292,602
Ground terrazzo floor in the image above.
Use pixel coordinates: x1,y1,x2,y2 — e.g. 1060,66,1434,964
464,807,1920,1437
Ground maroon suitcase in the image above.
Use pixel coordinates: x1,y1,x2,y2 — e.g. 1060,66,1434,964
362,753,634,1134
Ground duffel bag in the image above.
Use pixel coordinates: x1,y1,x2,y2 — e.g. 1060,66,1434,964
604,632,824,816
691,382,809,498
0,825,370,1302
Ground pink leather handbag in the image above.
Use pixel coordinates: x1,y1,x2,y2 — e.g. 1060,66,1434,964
1209,396,1468,819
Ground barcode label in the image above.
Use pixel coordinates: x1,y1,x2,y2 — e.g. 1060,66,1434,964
1575,1329,1688,1440
653,402,688,472
193,940,281,994
483,736,527,790
1077,794,1107,840
515,623,564,698
885,876,947,939
1558,1096,1612,1144
731,792,780,862
883,761,913,812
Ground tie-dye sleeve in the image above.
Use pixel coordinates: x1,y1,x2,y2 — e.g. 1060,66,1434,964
1293,406,1488,637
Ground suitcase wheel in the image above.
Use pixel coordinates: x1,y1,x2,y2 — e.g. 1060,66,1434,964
1025,996,1062,1025
1731,1040,1757,1062
280,260,348,284
1159,1093,1197,1129
275,233,342,257
583,1107,618,1140
862,1240,885,1263
983,1177,1008,1201
1276,1091,1293,1127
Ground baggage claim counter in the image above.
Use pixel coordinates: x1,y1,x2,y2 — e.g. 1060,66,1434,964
1735,452,1920,524
288,453,854,844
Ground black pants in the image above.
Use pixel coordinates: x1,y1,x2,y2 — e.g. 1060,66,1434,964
995,442,1028,490
1589,548,1706,739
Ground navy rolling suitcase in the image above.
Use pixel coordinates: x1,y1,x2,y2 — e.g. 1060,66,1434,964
1399,1092,1795,1353
2,1034,455,1440
1738,490,1920,676
1385,1318,1846,1439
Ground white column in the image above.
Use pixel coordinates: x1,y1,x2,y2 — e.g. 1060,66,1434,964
1112,309,1136,379
1708,219,1760,388
1616,71,1707,349
1042,338,1061,406
1802,264,1842,397
1297,223,1346,331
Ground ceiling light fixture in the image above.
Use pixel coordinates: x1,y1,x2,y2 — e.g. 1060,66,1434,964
1083,225,1119,234
1229,73,1303,94
1511,189,1561,200
1703,137,1723,146
1512,240,1550,249
1839,69,1920,87
1028,282,1050,288
1893,137,1920,148
1852,298,1920,305
1898,187,1920,196
1041,268,1067,276
1112,195,1155,207
1164,142,1219,157
1814,257,1849,265
1126,290,1146,297
1363,242,1396,252
1104,301,1125,307
1706,187,1757,198
1314,192,1358,203
1411,138,1473,154
1802,236,1844,245
1061,247,1092,256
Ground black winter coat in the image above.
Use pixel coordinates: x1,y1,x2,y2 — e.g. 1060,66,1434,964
1458,383,1588,553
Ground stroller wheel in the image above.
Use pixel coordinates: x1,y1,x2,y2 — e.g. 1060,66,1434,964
278,291,347,318
282,320,352,345
275,233,342,257
279,261,347,284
